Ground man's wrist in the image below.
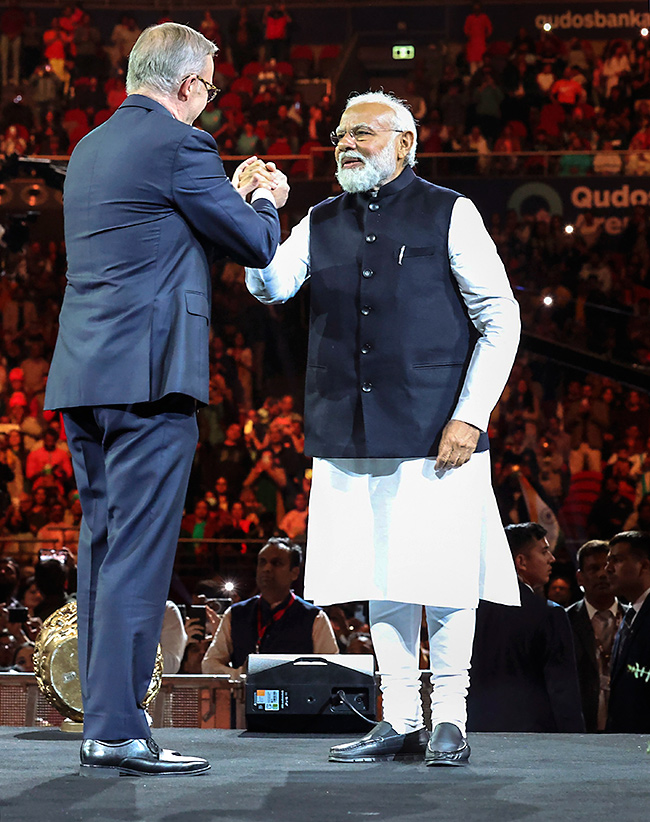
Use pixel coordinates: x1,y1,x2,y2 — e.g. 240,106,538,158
251,189,276,206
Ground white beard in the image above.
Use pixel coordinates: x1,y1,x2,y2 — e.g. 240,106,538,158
335,140,399,193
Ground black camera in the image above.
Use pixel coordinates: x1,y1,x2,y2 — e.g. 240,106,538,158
8,606,29,624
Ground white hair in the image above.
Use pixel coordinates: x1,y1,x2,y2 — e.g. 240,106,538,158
342,90,418,167
126,22,218,97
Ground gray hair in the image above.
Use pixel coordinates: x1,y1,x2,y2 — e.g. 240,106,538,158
126,22,218,97
342,90,418,167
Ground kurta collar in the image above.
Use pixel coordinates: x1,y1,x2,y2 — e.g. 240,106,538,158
360,165,417,201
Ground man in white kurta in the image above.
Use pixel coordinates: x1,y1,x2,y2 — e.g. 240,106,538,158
246,91,520,765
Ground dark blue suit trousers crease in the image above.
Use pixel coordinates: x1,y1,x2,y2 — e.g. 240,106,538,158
64,395,198,740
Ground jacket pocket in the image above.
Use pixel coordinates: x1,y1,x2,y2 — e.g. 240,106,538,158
185,291,210,323
399,245,438,260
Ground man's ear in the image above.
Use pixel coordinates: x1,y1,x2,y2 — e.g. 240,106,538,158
290,565,301,584
398,130,415,163
514,553,526,575
178,75,193,102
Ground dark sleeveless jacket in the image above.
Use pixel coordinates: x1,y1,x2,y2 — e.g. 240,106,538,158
304,166,488,459
230,593,320,669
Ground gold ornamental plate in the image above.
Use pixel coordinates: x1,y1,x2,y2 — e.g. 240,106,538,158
34,601,163,723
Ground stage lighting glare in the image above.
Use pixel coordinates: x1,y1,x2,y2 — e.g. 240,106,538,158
564,224,574,234
543,295,553,306
642,28,649,37
543,23,552,32
224,581,235,592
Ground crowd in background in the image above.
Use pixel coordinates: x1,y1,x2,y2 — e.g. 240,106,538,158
2,3,650,171
1,4,650,678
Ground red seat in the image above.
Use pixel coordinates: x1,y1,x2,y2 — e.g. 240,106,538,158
242,61,264,77
275,61,294,78
215,61,237,79
218,91,242,111
231,76,254,95
507,120,528,139
290,45,314,60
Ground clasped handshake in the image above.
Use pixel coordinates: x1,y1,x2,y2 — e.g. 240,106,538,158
232,156,290,208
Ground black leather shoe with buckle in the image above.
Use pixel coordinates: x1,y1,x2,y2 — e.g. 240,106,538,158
424,722,471,767
79,737,211,777
329,721,428,763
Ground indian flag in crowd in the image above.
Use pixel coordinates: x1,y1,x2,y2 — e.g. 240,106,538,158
518,473,561,551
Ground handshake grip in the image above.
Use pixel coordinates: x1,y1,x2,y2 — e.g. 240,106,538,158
234,156,290,208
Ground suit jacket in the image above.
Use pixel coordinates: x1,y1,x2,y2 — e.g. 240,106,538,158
566,598,628,733
45,94,280,410
468,580,585,732
607,595,650,733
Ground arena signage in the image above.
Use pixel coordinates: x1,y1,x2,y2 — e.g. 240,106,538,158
535,9,650,31
445,177,645,236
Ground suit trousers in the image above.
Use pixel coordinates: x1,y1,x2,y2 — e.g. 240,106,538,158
63,395,198,740
369,600,476,736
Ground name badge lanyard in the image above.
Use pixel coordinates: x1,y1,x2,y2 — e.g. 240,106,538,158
256,592,296,653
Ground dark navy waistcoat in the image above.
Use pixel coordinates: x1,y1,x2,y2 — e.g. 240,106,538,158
304,166,488,459
230,594,320,669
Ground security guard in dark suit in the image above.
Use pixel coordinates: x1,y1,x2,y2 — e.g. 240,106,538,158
606,531,650,733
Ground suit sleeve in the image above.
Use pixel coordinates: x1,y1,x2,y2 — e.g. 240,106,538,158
172,129,280,268
544,604,586,732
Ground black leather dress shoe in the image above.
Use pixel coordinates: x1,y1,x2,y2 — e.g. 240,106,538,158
79,738,210,777
424,722,470,767
329,721,428,763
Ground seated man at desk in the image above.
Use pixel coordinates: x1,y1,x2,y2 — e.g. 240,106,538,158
202,537,338,677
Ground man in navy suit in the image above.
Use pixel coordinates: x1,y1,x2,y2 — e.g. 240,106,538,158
45,22,287,777
566,540,628,732
606,530,650,732
467,522,585,732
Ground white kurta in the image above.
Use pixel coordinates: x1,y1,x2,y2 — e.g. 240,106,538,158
246,193,521,609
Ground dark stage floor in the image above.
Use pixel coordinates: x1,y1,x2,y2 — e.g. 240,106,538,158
1,727,648,822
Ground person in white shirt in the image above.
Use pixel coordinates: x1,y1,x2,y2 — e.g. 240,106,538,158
246,90,520,765
566,540,628,731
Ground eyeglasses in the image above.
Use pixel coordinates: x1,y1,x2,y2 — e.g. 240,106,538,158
330,126,404,146
183,74,220,103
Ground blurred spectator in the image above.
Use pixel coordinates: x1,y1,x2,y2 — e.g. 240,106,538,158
108,15,140,71
463,2,492,76
279,491,308,539
587,476,634,539
180,499,220,562
546,575,574,607
0,557,20,607
565,384,608,473
0,2,25,87
25,427,73,488
33,554,70,620
262,3,291,62
228,7,261,73
199,10,221,47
